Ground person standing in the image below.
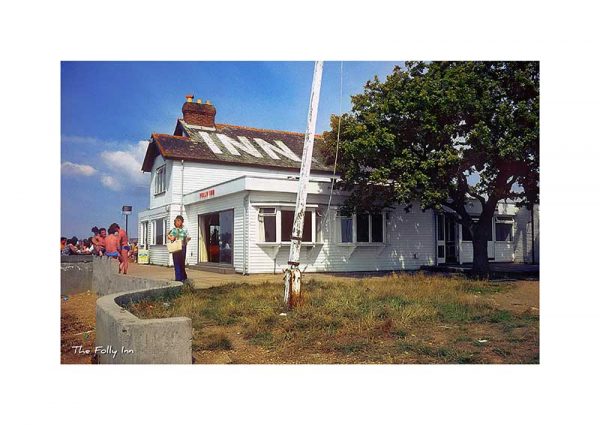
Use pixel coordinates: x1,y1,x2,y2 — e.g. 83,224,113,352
104,226,121,261
109,223,130,274
167,215,191,283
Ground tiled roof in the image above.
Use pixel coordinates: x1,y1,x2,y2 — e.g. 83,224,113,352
141,120,332,173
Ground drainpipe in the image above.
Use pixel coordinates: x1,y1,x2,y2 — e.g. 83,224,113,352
180,160,184,215
243,192,250,275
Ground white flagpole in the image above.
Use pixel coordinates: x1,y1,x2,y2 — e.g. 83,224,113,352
284,60,324,309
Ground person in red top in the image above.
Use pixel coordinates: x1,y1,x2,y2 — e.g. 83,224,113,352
109,223,129,274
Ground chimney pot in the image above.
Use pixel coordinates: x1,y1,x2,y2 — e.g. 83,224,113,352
196,99,202,104
185,94,194,102
206,100,211,105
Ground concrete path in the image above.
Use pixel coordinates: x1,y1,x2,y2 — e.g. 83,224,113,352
124,262,280,288
125,263,403,289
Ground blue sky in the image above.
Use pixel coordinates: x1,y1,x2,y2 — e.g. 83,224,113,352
61,61,402,240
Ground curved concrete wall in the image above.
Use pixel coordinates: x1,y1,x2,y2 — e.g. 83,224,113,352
92,256,171,296
95,283,192,364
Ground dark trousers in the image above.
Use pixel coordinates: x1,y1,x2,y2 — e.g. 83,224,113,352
173,245,187,281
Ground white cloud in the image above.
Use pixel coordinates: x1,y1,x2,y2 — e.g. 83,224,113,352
61,135,101,144
100,140,150,186
100,175,122,191
61,161,97,176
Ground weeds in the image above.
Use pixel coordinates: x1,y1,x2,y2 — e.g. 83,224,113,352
126,272,538,364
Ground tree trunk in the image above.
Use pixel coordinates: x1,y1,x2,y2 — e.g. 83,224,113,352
471,214,493,278
472,235,490,278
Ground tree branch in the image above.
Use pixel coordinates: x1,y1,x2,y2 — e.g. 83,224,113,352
466,186,486,205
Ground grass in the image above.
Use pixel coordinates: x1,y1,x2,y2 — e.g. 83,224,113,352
127,272,539,364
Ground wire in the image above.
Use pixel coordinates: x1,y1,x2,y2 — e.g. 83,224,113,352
325,61,343,225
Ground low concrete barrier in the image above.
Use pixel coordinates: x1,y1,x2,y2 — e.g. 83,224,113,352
95,283,192,364
92,256,170,296
61,256,93,295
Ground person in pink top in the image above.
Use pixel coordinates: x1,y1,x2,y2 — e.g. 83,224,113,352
109,223,130,274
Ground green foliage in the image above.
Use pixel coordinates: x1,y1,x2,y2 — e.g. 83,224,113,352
324,61,539,210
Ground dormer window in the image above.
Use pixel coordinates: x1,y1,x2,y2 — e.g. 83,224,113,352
154,165,166,195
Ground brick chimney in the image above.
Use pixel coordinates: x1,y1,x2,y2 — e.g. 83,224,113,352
181,94,216,127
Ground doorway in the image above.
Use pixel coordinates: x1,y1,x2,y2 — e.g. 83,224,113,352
436,213,459,264
198,210,234,264
445,214,458,263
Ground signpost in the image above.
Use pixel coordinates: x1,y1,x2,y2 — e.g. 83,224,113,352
122,205,132,235
283,61,324,309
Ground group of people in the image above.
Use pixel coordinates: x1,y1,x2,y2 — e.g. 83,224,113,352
61,215,190,283
61,223,132,274
60,236,94,255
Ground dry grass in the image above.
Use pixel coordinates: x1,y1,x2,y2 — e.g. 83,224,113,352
128,273,538,364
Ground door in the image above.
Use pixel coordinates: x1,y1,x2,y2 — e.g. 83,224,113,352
436,213,445,264
218,210,234,264
199,211,234,265
445,215,458,264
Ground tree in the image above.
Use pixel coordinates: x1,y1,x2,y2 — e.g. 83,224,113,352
323,62,539,276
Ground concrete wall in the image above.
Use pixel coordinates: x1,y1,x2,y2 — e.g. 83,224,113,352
61,256,93,295
95,284,192,364
92,256,172,296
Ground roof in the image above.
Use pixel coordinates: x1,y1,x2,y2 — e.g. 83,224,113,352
141,120,333,173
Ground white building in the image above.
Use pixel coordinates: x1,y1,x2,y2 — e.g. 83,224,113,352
138,96,539,273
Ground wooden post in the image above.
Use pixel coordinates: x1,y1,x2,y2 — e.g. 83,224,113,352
283,61,324,309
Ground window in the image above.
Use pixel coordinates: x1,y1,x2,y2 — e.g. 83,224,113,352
437,215,445,240
371,214,383,243
258,207,315,243
154,218,165,245
495,218,514,242
315,211,323,243
357,214,370,242
258,208,276,242
141,221,149,248
340,216,353,243
154,165,166,195
340,213,385,244
281,210,313,242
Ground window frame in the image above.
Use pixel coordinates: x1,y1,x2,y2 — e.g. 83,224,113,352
153,218,166,245
280,209,313,243
154,164,167,195
339,215,353,244
256,206,317,245
494,217,514,242
140,221,149,248
258,207,277,243
338,211,386,245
